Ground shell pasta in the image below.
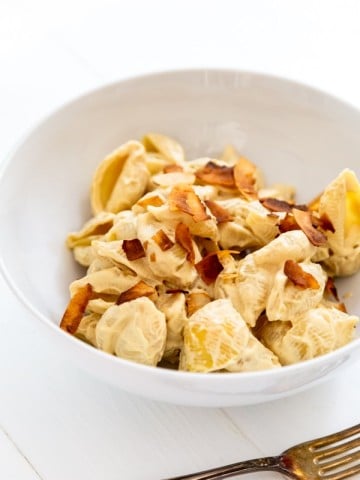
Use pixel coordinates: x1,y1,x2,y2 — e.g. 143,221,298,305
60,133,359,372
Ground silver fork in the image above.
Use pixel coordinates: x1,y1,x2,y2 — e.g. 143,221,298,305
165,423,360,479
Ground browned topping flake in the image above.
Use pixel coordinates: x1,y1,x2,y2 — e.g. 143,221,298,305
152,229,174,251
163,164,184,173
122,239,146,260
186,291,211,317
60,284,93,334
143,240,149,250
116,281,157,305
233,157,258,198
325,277,340,301
312,213,335,233
149,252,156,262
168,184,210,222
292,208,327,246
194,251,236,285
336,302,347,313
261,198,308,213
204,200,233,223
137,195,164,208
195,161,236,188
279,213,300,233
260,198,294,213
175,222,195,263
284,260,320,289
195,254,224,285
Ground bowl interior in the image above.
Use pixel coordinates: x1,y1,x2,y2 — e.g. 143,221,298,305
0,70,360,335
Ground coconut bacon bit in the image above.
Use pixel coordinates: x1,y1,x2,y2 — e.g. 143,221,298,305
136,195,164,208
195,161,236,188
152,229,175,251
168,184,210,222
204,200,233,223
292,208,327,246
284,260,320,289
186,291,211,317
260,198,294,213
195,252,224,285
116,281,157,305
175,222,195,263
60,284,93,334
122,239,146,260
233,157,258,198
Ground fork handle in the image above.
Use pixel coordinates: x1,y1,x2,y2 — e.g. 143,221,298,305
163,456,282,479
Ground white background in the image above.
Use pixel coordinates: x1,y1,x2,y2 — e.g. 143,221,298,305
0,1,359,479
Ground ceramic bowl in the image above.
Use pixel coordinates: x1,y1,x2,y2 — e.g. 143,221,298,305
0,70,359,407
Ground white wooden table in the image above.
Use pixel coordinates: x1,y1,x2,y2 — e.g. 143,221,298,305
1,1,359,478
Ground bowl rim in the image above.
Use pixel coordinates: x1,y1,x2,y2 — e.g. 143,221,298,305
1,67,360,383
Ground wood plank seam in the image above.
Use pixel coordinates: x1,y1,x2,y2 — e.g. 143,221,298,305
0,424,44,480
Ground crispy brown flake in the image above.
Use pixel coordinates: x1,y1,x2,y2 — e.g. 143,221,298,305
195,161,236,188
168,184,210,222
186,291,211,317
150,252,156,262
175,222,195,263
284,260,320,289
194,251,232,285
137,195,164,208
204,200,233,223
163,164,184,173
261,197,293,213
325,277,340,301
116,281,157,305
312,212,335,233
152,229,174,251
122,239,146,260
279,213,300,233
60,284,93,334
292,208,327,246
233,157,258,198
335,302,347,313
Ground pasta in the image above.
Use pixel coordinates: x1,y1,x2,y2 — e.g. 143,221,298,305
60,133,359,372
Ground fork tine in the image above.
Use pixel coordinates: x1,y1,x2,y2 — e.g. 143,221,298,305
324,463,360,480
320,449,360,472
310,424,360,450
315,437,360,460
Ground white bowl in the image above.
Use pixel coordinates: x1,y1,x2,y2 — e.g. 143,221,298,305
0,70,360,407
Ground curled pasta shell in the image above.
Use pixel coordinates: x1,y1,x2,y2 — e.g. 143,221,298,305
91,140,149,214
266,261,327,322
218,198,279,249
95,297,167,366
136,212,198,289
75,312,100,346
180,299,250,372
259,307,358,365
142,133,185,164
67,212,115,248
70,266,139,297
318,169,360,276
215,231,317,327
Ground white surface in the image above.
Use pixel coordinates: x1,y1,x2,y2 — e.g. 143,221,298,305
1,69,360,408
0,0,359,478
